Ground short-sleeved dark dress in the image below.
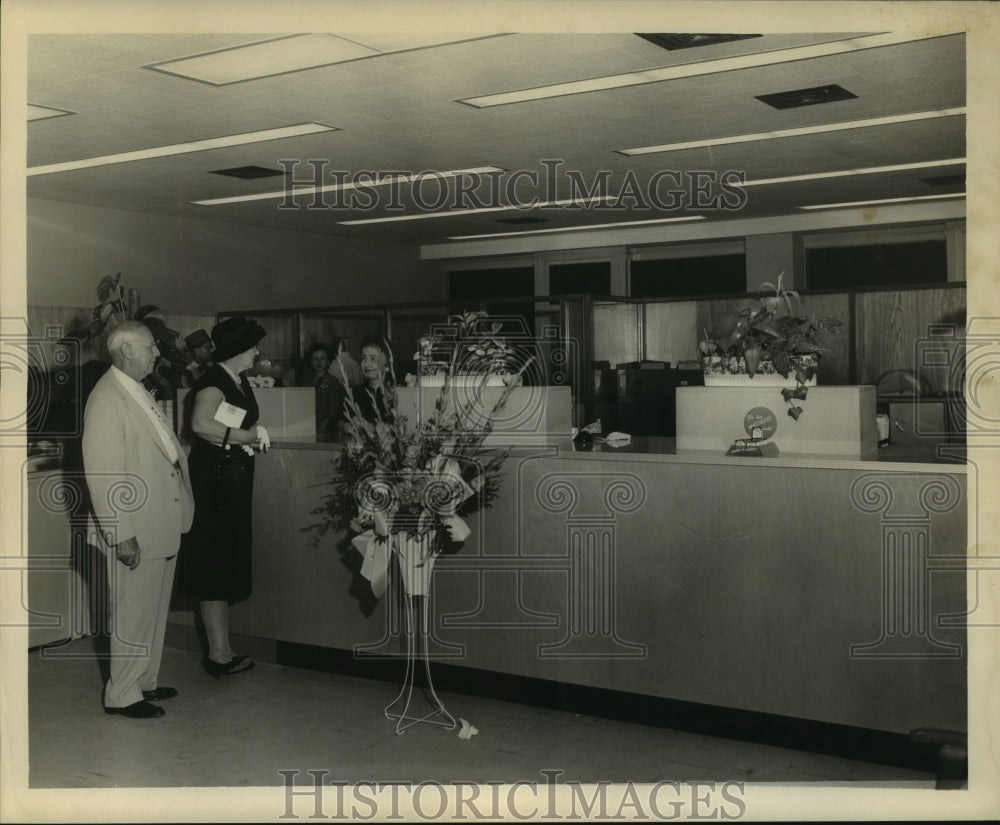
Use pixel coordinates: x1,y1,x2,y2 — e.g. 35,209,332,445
181,364,258,603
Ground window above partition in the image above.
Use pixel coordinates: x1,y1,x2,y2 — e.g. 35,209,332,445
803,225,952,289
628,240,747,298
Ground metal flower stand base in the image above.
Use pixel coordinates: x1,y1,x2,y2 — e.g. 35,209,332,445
384,593,457,734
384,535,456,734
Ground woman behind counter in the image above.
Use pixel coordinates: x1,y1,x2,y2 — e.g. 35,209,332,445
354,334,395,423
286,341,347,442
182,316,270,679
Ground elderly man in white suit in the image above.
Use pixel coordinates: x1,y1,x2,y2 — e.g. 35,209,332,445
83,321,194,719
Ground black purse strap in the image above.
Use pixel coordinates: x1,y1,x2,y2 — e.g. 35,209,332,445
221,426,232,451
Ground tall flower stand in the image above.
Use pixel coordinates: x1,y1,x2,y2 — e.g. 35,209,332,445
384,533,457,735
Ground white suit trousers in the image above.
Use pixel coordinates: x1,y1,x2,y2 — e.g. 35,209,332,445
103,553,176,708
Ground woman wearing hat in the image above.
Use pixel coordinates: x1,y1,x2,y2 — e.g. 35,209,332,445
182,316,270,678
181,328,215,388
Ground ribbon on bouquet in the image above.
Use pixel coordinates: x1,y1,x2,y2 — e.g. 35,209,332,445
351,457,476,597
352,509,392,597
417,455,475,541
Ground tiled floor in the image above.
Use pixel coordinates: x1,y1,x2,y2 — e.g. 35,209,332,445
26,638,936,790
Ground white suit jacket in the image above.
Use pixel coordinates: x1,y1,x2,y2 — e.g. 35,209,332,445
82,370,194,559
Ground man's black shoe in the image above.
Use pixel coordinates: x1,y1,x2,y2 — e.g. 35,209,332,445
142,687,178,702
104,700,165,719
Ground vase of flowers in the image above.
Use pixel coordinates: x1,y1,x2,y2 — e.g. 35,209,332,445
312,311,530,733
393,530,437,597
699,274,842,419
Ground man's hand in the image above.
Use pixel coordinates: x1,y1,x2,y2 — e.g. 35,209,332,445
115,537,141,570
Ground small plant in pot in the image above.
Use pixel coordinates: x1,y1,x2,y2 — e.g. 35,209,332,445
700,274,842,419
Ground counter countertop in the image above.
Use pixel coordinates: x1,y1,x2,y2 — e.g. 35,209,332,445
262,435,967,473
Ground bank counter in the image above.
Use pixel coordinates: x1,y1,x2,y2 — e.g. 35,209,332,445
161,383,969,740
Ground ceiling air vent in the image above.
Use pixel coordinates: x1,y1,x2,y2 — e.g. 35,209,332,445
921,174,966,186
209,166,287,179
495,216,549,226
637,34,762,51
755,84,858,110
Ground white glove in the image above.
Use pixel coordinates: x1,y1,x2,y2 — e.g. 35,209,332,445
255,424,270,452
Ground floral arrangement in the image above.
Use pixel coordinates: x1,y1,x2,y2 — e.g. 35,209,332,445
699,274,842,419
313,311,530,596
412,314,520,383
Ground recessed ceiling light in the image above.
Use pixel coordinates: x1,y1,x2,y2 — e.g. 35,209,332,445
448,215,704,240
798,193,965,210
637,33,763,51
617,108,965,156
28,104,75,122
192,166,504,206
148,33,503,86
755,84,858,110
457,32,948,108
209,166,287,180
920,174,966,186
27,123,338,176
495,216,549,225
736,158,966,187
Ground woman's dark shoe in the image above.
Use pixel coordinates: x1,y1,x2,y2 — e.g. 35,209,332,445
201,655,255,679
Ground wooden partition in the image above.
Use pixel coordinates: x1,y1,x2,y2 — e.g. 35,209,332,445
855,287,966,391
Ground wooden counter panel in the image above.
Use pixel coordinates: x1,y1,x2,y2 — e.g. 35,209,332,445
225,446,967,736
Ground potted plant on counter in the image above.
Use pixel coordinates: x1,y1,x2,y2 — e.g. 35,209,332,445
699,274,842,419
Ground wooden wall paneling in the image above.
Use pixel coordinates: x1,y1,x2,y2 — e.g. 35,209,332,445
244,313,295,370
798,293,851,385
160,312,217,346
855,288,966,391
643,300,698,364
696,297,755,351
27,305,105,367
27,305,217,367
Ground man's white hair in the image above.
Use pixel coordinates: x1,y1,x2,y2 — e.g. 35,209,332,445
106,320,151,363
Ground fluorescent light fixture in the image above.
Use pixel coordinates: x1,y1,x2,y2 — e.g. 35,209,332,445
149,33,502,86
337,195,621,225
618,108,965,155
799,193,965,210
149,35,379,85
28,103,75,122
448,215,704,240
458,32,946,108
27,123,338,176
191,166,504,206
737,158,966,187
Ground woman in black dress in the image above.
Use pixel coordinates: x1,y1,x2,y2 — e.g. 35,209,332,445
183,317,269,678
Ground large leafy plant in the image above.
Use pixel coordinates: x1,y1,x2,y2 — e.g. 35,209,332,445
701,274,842,419
63,272,182,388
